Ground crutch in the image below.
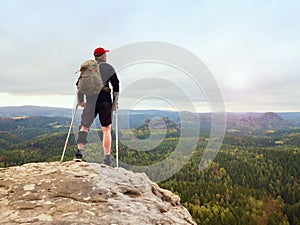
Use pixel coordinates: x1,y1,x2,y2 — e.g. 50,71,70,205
115,110,119,169
60,101,79,163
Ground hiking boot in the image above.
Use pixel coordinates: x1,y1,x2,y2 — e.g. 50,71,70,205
75,149,83,161
103,155,113,167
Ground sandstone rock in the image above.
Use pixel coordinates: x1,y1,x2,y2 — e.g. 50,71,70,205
0,161,196,225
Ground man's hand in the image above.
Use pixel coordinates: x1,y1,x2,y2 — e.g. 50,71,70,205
79,102,86,108
112,92,119,111
112,101,118,111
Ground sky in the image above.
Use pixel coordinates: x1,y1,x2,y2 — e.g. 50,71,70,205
0,0,299,112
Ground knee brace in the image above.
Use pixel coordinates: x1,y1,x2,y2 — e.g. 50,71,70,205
77,131,88,144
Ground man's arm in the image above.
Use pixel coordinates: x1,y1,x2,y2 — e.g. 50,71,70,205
110,73,119,110
76,80,85,107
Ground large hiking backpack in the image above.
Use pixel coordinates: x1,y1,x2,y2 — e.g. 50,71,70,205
77,60,104,96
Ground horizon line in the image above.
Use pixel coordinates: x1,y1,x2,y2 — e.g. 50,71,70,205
0,105,300,114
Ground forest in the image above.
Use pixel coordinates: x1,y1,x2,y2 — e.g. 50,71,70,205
0,113,299,225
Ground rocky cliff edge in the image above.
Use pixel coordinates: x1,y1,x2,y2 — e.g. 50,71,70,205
0,161,196,225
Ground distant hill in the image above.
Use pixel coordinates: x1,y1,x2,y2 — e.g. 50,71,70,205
0,106,72,117
1,106,300,132
0,116,70,140
225,112,293,134
0,106,181,129
258,112,284,129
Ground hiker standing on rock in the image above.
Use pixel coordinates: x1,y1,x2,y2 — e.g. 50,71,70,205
75,47,120,166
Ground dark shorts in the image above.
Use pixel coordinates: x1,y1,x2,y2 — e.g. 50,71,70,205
81,96,112,127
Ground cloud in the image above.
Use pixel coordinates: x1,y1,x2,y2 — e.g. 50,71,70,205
0,0,299,111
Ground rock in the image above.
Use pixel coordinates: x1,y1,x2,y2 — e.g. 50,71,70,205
151,183,181,206
0,161,196,225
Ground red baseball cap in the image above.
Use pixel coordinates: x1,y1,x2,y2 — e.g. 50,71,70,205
93,47,110,56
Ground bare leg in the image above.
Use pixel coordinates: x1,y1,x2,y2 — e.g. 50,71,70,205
102,124,112,155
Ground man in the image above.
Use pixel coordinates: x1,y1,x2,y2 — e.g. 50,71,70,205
75,47,119,166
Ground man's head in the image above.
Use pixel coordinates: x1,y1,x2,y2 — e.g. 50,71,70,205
94,47,109,62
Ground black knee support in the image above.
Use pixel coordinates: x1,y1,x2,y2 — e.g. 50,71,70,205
77,131,88,144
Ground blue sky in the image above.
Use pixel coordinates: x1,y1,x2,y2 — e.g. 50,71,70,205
0,0,299,112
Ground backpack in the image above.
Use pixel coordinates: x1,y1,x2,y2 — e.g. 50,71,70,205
77,60,104,96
